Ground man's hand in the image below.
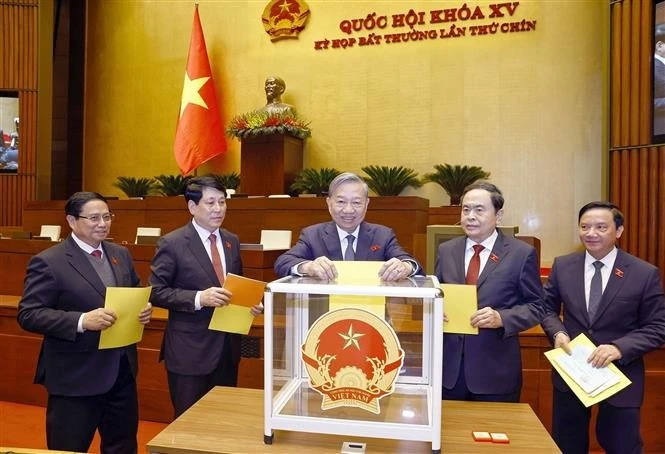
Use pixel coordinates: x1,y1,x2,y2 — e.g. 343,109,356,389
299,256,337,280
379,258,412,281
83,308,117,331
470,307,503,329
200,287,232,307
250,303,264,317
138,302,152,325
588,344,622,368
554,332,572,355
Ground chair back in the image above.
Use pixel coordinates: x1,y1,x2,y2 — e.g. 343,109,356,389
135,227,161,244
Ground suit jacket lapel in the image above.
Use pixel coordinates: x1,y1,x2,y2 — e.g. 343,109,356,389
592,250,628,323
64,237,106,297
450,237,467,283
323,222,343,260
563,253,590,324
103,242,126,287
355,222,372,261
477,231,507,287
219,229,235,276
185,223,219,286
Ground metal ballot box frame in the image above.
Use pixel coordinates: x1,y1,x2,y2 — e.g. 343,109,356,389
263,275,444,454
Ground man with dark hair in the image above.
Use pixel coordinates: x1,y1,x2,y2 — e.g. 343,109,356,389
542,201,665,454
17,191,152,453
149,175,262,418
435,181,544,402
274,171,422,280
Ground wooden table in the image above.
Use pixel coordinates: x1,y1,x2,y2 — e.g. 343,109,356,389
147,387,561,453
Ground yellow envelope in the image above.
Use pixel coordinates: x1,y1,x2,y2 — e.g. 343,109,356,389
208,304,256,335
329,262,386,318
333,261,384,285
544,333,631,407
441,284,478,335
99,286,151,349
209,273,266,334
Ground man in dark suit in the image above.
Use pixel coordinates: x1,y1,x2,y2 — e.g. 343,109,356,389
149,176,262,418
435,181,544,402
654,35,665,136
274,172,422,280
17,192,153,453
541,201,665,454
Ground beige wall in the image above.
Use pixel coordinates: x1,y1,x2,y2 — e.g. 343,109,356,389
84,1,608,265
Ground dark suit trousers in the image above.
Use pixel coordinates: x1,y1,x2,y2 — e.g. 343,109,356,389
552,388,643,454
46,354,138,454
168,333,240,418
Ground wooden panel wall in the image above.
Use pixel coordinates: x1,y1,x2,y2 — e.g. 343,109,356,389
610,0,665,278
0,0,38,226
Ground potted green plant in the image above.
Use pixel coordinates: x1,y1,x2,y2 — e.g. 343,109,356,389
421,164,490,205
113,176,158,198
360,165,422,196
289,168,341,196
212,172,241,190
154,174,191,196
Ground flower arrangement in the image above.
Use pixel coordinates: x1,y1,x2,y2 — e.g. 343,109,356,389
226,111,311,140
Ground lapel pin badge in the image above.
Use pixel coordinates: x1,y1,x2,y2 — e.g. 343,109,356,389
111,257,119,265
370,244,381,251
490,253,500,263
224,240,232,249
614,268,624,278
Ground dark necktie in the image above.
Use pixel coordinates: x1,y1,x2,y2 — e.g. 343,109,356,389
466,244,484,285
588,261,604,319
90,250,102,260
209,233,225,284
344,234,355,261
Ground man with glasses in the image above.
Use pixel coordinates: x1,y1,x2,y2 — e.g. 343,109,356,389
149,176,263,418
17,191,153,453
274,172,421,280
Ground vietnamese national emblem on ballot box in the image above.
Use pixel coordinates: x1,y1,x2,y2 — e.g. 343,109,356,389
263,275,444,452
301,308,404,414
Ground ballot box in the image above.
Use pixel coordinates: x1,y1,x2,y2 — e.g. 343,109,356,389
263,275,444,453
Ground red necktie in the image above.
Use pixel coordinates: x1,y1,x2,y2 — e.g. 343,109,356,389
466,244,484,285
90,250,102,260
209,233,225,284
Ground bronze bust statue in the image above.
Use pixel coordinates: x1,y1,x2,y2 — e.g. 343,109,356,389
258,76,296,116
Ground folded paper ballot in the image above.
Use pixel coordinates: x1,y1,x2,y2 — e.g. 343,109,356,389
208,273,266,335
544,333,631,407
440,284,478,335
99,286,152,349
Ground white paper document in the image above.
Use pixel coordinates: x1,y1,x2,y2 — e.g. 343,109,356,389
553,344,621,395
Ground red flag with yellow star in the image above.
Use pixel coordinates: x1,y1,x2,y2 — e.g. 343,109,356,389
174,6,226,175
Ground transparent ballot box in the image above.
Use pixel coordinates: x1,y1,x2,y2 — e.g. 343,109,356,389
263,275,443,453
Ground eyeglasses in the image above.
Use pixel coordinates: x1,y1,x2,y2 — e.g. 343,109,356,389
333,200,366,210
77,213,115,223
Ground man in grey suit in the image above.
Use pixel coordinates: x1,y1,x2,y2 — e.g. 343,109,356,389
542,201,665,454
274,172,422,281
435,181,544,402
17,192,152,453
149,176,262,418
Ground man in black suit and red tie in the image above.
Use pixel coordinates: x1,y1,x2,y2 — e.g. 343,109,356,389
17,192,153,453
149,176,262,418
542,201,665,454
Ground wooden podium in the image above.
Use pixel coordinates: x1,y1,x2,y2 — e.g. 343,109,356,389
240,134,303,196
